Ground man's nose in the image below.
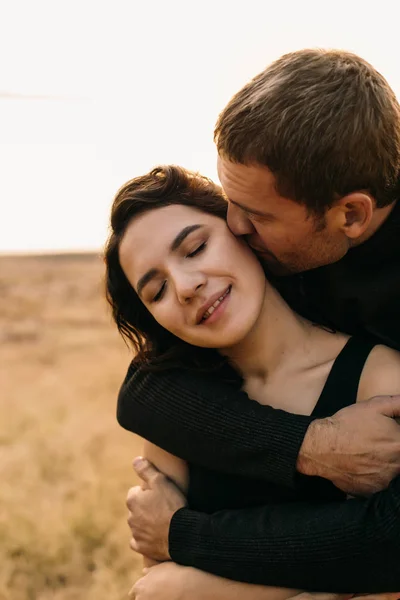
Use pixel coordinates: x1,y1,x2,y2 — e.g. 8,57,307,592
227,203,255,236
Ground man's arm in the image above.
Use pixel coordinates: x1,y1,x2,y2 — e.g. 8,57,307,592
118,362,400,493
169,476,400,593
118,361,312,488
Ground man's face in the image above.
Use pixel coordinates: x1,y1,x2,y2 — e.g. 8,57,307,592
217,156,349,275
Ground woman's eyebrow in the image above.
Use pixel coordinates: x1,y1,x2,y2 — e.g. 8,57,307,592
137,224,205,297
137,268,159,298
170,224,204,252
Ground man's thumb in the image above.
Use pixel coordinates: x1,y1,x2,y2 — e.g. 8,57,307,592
133,456,160,484
370,394,400,418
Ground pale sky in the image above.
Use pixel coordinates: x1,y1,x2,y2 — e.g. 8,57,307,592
1,0,400,252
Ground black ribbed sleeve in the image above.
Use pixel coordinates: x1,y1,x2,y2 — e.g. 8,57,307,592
117,361,312,488
169,475,400,592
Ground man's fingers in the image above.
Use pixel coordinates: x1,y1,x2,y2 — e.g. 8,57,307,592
369,394,400,418
143,557,160,569
130,537,139,552
126,486,141,511
133,456,162,484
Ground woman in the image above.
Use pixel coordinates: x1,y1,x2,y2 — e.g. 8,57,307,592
105,165,400,600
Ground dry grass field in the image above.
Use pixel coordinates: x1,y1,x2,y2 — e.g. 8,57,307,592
0,253,144,600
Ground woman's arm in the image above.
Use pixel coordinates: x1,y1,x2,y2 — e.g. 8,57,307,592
132,562,302,600
140,442,302,600
143,441,189,494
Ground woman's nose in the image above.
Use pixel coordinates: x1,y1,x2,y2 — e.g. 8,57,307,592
176,278,204,305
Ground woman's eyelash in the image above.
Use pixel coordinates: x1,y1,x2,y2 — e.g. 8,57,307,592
153,281,166,302
186,241,207,258
152,242,207,302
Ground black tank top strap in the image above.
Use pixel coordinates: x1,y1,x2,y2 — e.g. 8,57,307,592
311,337,377,419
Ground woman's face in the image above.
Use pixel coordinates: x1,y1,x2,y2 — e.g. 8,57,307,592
119,204,266,349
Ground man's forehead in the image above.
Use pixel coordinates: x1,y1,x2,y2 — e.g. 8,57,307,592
229,197,275,218
218,158,277,197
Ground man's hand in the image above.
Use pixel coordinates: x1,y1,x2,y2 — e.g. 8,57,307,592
297,395,400,495
127,457,186,561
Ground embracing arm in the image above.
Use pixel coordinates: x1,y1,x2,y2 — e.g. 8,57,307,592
118,361,311,488
170,476,400,593
118,361,400,494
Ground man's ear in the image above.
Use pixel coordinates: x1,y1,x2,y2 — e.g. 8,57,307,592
335,193,374,240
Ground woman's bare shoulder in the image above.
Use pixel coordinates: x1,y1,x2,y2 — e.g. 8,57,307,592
358,344,400,402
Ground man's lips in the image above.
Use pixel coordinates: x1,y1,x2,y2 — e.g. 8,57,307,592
195,285,232,324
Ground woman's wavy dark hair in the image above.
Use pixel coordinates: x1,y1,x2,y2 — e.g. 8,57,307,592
105,165,238,377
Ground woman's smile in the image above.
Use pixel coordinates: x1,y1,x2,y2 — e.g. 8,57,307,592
197,285,232,325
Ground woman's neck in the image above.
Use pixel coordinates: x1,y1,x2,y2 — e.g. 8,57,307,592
219,282,319,381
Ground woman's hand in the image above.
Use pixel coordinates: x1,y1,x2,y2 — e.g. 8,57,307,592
130,562,188,600
289,593,400,600
130,562,298,600
129,563,400,600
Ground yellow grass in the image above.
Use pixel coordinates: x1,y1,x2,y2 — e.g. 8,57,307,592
0,254,144,600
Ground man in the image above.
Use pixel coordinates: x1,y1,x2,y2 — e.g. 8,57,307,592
119,49,400,593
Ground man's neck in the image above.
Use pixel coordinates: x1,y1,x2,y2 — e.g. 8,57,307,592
353,200,397,247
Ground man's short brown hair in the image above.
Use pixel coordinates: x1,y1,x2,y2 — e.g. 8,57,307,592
215,49,400,214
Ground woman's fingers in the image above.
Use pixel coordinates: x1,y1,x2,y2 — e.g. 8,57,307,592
288,594,351,600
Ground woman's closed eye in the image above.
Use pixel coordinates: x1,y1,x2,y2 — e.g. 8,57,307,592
152,281,166,303
152,242,207,302
186,241,207,258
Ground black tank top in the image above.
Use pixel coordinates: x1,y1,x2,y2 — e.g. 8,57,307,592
187,336,377,513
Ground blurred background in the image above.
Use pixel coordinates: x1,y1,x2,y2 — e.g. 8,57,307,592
1,0,399,598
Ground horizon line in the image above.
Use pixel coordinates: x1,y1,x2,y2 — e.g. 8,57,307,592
0,248,103,258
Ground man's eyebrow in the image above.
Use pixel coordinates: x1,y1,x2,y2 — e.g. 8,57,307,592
136,224,204,297
170,224,203,252
229,198,271,218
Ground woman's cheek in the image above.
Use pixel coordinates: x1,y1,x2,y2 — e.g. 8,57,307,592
156,304,181,336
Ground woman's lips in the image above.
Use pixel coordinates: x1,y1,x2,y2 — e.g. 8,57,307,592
198,285,232,325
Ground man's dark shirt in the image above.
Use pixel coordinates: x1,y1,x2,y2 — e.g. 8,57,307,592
277,200,400,351
118,201,400,592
